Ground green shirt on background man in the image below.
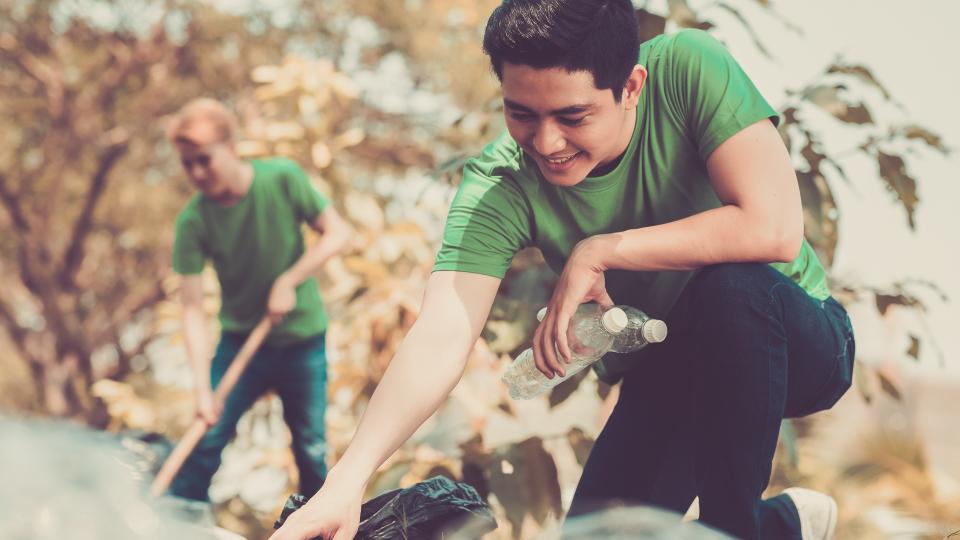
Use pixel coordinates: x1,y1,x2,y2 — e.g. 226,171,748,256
173,157,329,344
434,29,830,381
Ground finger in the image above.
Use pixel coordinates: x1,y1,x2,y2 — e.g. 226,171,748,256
555,305,573,364
543,312,565,377
597,288,615,308
332,523,358,540
532,320,552,378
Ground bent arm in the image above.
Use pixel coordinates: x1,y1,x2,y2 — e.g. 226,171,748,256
280,206,352,287
323,270,501,492
593,119,804,271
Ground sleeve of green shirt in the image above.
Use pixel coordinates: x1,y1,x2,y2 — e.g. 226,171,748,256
280,159,329,223
667,29,780,161
433,153,532,279
172,207,205,275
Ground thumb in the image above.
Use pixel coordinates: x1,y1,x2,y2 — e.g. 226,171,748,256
332,524,358,540
596,285,615,308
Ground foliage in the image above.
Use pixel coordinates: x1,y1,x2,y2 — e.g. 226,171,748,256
0,0,338,418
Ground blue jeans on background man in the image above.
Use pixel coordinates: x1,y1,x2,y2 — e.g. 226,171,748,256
170,332,328,501
568,263,856,539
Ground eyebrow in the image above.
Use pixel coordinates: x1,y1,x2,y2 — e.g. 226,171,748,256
503,98,595,116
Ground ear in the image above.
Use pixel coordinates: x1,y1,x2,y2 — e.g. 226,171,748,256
621,64,647,109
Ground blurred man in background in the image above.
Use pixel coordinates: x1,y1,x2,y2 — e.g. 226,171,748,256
166,98,350,502
271,1,854,539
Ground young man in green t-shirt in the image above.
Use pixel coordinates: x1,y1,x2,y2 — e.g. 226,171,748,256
272,2,854,539
165,99,350,502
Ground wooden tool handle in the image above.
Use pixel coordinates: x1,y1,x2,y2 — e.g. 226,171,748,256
149,317,272,497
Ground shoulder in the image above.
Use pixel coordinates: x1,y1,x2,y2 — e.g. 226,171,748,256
664,28,723,52
661,29,731,67
461,131,539,193
464,131,523,175
175,195,204,228
255,156,305,177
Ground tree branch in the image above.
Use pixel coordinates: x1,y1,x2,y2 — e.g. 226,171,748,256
59,139,129,289
0,173,30,234
0,294,33,364
9,50,66,122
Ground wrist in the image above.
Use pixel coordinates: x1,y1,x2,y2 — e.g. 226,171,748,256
581,234,615,272
276,272,298,289
322,461,371,495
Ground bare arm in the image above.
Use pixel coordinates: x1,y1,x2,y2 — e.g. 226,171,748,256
180,274,218,424
270,270,502,540
593,118,804,271
267,206,352,323
283,206,352,286
537,119,804,374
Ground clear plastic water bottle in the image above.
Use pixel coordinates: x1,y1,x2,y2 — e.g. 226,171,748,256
609,305,668,353
502,304,628,400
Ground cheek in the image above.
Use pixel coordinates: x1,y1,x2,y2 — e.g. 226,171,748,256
505,119,532,145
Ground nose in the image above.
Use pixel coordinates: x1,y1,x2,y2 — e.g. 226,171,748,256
187,163,207,183
532,120,566,156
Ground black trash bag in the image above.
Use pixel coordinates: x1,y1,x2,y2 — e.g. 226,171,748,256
274,476,497,539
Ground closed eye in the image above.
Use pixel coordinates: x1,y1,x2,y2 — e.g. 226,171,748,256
558,116,587,126
508,111,536,123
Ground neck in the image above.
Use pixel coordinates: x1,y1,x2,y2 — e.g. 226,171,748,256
590,107,637,177
217,160,254,206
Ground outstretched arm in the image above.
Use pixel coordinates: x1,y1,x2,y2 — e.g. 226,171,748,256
269,270,502,540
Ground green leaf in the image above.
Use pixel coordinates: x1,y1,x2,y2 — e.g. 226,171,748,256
899,125,951,154
877,370,902,401
488,437,563,535
876,151,919,230
906,334,920,361
567,427,594,468
874,292,921,315
548,368,589,408
805,85,874,124
827,63,892,99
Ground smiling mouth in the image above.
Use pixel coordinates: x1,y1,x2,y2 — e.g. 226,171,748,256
544,153,579,164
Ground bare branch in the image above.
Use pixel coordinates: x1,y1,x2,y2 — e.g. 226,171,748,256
88,280,166,347
60,139,129,289
0,294,32,362
9,50,66,122
0,172,30,233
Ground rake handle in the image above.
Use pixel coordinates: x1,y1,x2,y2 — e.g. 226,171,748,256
149,317,273,497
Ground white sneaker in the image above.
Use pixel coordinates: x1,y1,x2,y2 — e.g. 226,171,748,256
782,487,838,540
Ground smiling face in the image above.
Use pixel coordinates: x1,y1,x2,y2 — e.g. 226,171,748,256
501,62,646,186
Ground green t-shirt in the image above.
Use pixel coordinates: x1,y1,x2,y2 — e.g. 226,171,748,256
173,157,329,344
434,29,830,381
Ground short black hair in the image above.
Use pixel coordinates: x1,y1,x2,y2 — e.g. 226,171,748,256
482,0,640,102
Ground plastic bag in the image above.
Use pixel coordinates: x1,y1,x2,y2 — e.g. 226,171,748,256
274,476,497,539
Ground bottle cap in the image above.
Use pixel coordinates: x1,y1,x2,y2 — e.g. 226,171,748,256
641,319,668,343
536,307,547,322
601,307,628,333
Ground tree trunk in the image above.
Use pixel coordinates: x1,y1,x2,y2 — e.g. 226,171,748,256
27,342,93,419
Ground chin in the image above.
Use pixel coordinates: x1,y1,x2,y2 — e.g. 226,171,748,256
538,164,592,187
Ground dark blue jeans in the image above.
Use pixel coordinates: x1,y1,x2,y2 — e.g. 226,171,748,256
568,263,856,539
170,332,328,501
